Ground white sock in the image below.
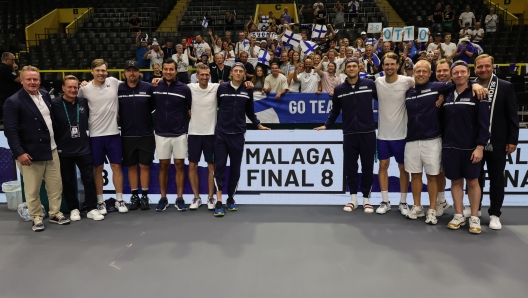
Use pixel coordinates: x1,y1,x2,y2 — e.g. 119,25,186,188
381,191,389,203
471,215,480,220
363,197,370,206
116,193,123,201
400,193,408,204
350,194,358,206
97,195,104,204
437,192,446,203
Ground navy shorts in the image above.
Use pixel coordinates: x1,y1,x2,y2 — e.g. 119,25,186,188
377,139,405,164
122,135,155,166
90,134,123,166
442,148,482,180
188,135,215,163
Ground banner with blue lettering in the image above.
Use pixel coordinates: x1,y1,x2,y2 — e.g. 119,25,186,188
251,93,379,124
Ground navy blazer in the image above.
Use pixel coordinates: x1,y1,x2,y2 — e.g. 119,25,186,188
3,88,55,161
489,79,519,147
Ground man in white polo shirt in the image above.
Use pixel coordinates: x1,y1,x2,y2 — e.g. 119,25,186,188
293,57,321,93
78,59,128,214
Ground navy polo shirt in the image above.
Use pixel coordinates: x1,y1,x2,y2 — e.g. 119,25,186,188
50,96,90,157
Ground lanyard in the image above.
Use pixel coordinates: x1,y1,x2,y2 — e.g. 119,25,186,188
62,100,79,125
217,67,224,80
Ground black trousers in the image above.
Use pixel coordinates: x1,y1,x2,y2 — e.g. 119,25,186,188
213,131,245,198
344,132,376,198
59,154,98,212
478,147,507,217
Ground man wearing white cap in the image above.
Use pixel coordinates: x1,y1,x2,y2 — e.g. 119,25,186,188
144,40,164,69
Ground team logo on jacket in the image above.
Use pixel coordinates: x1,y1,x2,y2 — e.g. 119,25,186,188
460,98,470,102
241,92,248,95
421,89,431,93
359,86,367,89
139,92,146,94
80,106,85,113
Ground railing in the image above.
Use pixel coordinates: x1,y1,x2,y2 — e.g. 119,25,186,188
65,8,95,36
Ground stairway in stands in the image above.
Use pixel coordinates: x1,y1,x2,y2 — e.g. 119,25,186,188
158,0,190,32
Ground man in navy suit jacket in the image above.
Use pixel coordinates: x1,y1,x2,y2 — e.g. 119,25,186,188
3,65,70,232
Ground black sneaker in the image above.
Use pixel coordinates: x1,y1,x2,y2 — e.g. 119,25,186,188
226,197,238,211
140,195,151,210
129,194,140,210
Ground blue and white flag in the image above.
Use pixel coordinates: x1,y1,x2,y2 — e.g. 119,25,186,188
282,30,301,48
202,17,208,28
300,40,318,55
258,23,269,31
510,63,518,74
362,53,380,67
311,24,327,39
258,50,270,66
261,16,270,23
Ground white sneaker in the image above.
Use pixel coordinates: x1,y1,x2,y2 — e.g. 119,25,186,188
469,217,482,234
406,205,425,220
207,197,216,210
189,197,202,210
489,215,502,230
97,202,108,215
343,202,357,212
463,206,481,218
363,204,374,213
425,209,438,225
70,209,81,221
375,201,391,214
116,200,128,213
435,201,450,216
87,209,104,221
447,214,466,230
398,203,410,216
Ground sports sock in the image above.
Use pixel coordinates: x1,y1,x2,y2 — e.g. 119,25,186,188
400,193,408,203
116,193,123,201
141,188,149,196
381,191,389,203
97,194,104,204
437,192,446,203
350,194,358,206
363,197,370,206
131,189,138,196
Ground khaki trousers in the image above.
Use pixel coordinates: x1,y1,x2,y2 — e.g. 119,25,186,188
17,149,63,219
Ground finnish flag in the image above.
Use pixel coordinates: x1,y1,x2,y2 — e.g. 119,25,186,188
202,17,208,28
311,24,327,39
258,50,270,66
300,40,318,55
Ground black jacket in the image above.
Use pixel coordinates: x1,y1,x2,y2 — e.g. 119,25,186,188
487,78,519,146
216,82,260,134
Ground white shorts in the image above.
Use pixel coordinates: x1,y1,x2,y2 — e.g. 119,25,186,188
404,138,442,175
155,134,188,160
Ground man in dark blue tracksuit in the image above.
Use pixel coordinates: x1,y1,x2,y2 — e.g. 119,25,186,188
118,61,155,211
315,57,378,213
153,58,192,212
213,62,270,217
443,61,490,234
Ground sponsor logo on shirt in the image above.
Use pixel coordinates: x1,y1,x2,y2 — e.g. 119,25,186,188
421,89,431,93
460,98,470,102
240,92,248,95
139,92,146,94
359,86,367,89
79,106,85,113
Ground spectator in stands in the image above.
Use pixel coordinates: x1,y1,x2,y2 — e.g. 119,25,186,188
135,32,150,69
162,39,176,58
485,8,498,34
460,22,473,39
224,31,233,46
152,63,162,79
454,38,474,63
442,5,455,33
338,46,347,59
299,5,315,25
192,34,211,58
129,13,141,32
0,52,21,123
249,37,260,58
293,57,321,93
348,0,360,22
315,4,327,25
210,53,231,83
472,22,485,43
323,49,343,71
252,65,266,93
173,44,189,83
263,62,288,98
427,33,445,59
315,59,340,96
225,11,236,32
441,33,457,62
404,63,414,77
353,38,365,53
360,31,377,46
287,62,303,92
334,1,345,29
220,41,235,59
362,45,380,75
279,52,291,76
281,7,292,23
376,41,393,59
235,31,249,58
313,1,323,13
144,41,164,69
459,5,476,28
239,51,255,81
430,3,443,33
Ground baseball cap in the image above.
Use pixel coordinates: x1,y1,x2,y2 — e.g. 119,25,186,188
124,60,140,70
201,52,209,57
435,32,443,37
405,64,414,70
232,62,246,71
361,31,367,35
344,57,360,67
451,60,469,70
152,41,159,46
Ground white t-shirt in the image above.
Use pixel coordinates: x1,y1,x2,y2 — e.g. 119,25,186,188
459,29,473,38
426,43,443,59
188,83,219,135
78,77,121,137
459,12,475,27
441,42,457,60
297,70,321,93
147,51,164,69
194,42,211,58
375,75,414,140
30,92,56,150
264,74,289,92
472,28,485,42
